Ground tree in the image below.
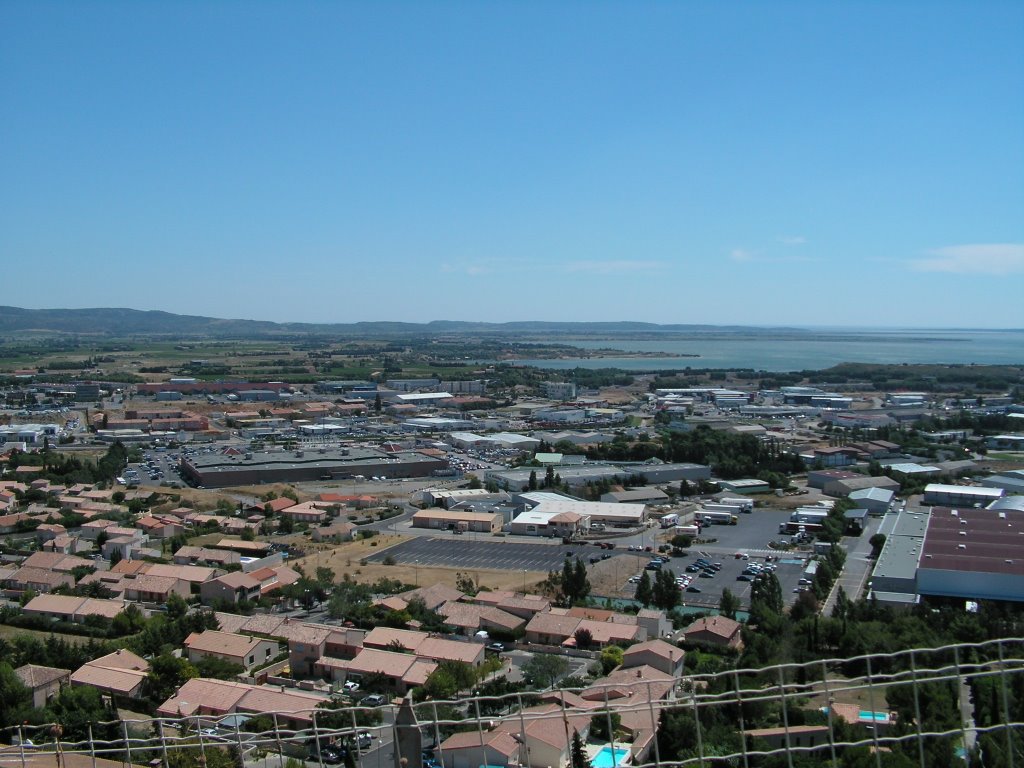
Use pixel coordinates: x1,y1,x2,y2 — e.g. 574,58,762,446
374,393,382,413
869,533,887,558
635,570,653,607
521,654,569,688
571,730,589,768
599,645,624,674
719,588,740,620
144,652,199,705
590,710,622,741
573,627,594,649
652,569,680,610
559,557,591,606
278,515,294,534
0,662,32,729
528,470,538,491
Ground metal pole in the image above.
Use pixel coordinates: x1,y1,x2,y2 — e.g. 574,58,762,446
272,713,285,768
909,649,926,768
864,655,882,768
776,665,794,768
158,720,170,768
731,671,749,768
311,711,325,768
818,661,838,768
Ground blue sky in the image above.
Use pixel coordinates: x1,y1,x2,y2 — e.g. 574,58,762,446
2,1,1022,328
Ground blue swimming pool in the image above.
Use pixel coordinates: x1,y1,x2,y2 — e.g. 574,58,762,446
859,710,889,722
591,746,629,768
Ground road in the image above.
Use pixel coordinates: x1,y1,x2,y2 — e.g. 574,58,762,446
821,515,883,615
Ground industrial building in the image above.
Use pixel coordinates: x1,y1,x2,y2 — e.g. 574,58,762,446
822,474,901,498
179,447,447,488
848,487,894,515
516,492,647,528
917,507,1024,602
922,484,1005,507
411,509,502,533
485,461,709,491
869,506,1024,606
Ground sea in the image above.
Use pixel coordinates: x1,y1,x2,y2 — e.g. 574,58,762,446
509,328,1024,373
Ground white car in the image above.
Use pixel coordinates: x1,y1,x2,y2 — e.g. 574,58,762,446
343,681,360,692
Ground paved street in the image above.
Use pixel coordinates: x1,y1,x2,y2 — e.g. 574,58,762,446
822,514,884,614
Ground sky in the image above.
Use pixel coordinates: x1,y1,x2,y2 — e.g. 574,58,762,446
2,1,1023,328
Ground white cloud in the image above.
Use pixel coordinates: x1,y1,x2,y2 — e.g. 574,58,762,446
729,249,754,262
440,262,491,276
910,244,1024,275
562,260,665,275
779,235,806,245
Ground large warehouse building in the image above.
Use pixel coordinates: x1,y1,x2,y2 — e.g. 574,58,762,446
870,506,1024,605
180,447,447,488
917,507,1024,602
485,461,709,491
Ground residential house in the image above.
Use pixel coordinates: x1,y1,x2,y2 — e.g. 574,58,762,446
201,571,263,605
5,566,75,595
157,677,329,729
680,616,744,651
70,649,149,701
14,664,70,708
621,639,685,677
122,574,190,603
23,594,126,623
173,546,241,568
310,522,355,543
279,501,328,525
524,612,583,646
314,648,436,695
135,516,186,539
184,630,281,673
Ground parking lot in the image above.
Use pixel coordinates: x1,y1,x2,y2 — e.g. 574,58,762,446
622,507,823,609
364,536,629,574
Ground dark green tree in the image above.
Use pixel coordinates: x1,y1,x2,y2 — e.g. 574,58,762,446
635,570,653,607
571,730,589,768
719,588,740,620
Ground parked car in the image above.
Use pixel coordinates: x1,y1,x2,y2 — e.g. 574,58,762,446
486,642,505,653
343,681,360,693
686,585,702,593
361,694,386,706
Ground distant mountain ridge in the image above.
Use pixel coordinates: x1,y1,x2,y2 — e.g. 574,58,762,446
0,306,798,338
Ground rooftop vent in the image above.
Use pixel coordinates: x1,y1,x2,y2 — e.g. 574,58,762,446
999,512,1007,519
951,510,959,516
959,530,967,536
958,543,966,549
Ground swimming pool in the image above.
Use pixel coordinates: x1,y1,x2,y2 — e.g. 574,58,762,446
591,746,629,768
859,711,890,722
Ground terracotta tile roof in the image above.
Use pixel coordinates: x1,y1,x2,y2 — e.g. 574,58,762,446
264,498,297,513
398,583,465,611
338,648,421,678
440,728,520,757
364,627,429,652
185,630,267,659
70,664,147,695
89,649,148,670
415,637,483,665
213,612,251,634
622,639,683,663
682,615,742,641
23,594,127,619
158,678,250,717
526,612,582,638
14,664,70,689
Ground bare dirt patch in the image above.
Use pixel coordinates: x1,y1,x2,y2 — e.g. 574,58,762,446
292,535,549,592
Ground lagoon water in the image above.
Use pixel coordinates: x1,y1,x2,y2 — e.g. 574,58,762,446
512,329,1024,372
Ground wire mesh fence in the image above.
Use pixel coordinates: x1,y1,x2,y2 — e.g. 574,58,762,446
2,638,1022,768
